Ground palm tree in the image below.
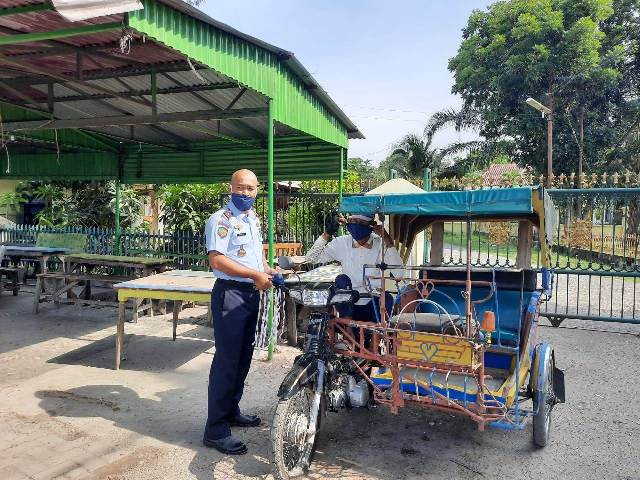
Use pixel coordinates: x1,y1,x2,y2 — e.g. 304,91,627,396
389,133,442,180
387,106,514,181
389,107,488,180
424,106,482,143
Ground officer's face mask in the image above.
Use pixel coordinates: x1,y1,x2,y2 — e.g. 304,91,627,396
346,222,372,241
231,193,256,211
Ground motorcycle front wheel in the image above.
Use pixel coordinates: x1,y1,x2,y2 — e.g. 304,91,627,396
271,387,321,479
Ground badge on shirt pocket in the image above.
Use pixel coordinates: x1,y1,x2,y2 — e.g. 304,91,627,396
231,227,249,257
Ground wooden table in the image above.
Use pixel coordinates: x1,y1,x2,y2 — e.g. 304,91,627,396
113,270,216,369
34,254,173,319
66,253,172,277
3,246,70,277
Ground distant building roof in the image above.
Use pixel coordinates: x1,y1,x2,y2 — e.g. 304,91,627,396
482,163,525,186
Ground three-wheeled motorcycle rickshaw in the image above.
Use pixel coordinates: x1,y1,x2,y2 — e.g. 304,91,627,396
271,187,565,479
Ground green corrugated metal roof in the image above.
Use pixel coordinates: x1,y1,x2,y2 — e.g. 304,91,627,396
128,0,358,148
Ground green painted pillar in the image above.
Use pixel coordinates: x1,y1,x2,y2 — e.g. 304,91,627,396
267,99,275,360
114,179,121,255
338,147,345,202
267,100,275,265
338,148,346,235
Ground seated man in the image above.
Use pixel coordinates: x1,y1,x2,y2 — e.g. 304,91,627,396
305,213,405,322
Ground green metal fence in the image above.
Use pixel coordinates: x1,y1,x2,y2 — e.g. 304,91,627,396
436,188,640,325
222,192,343,248
0,192,343,270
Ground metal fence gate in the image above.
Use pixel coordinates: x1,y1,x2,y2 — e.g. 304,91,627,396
437,188,640,325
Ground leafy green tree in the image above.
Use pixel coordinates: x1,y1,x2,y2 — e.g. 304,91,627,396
158,183,227,233
30,181,143,229
448,0,626,174
0,190,26,222
347,157,385,181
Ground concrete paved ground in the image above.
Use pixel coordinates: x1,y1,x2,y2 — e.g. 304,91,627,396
1,288,639,480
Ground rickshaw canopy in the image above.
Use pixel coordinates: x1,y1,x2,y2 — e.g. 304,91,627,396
340,187,558,266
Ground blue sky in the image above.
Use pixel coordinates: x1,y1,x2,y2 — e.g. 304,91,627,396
201,1,491,164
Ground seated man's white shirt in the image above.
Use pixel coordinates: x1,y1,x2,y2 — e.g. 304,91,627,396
305,233,405,304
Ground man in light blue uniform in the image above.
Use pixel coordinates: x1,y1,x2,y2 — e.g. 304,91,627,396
202,169,275,455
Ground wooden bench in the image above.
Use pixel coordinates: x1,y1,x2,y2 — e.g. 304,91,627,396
12,232,90,280
262,242,303,257
34,272,152,321
36,232,88,254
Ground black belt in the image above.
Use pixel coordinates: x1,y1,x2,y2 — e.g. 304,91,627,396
216,278,256,291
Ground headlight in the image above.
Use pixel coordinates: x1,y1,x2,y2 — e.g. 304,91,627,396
302,289,330,306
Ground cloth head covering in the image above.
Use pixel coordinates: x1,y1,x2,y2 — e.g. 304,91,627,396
349,214,374,222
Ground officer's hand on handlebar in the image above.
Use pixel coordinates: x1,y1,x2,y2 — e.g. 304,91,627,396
253,271,273,290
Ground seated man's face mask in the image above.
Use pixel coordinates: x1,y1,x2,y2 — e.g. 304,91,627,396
346,222,372,241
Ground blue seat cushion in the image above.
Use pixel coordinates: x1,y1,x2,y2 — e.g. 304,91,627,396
414,286,533,346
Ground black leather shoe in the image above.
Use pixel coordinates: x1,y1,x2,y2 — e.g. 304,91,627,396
202,435,248,455
229,413,261,427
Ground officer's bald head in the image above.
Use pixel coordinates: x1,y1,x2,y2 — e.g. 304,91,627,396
230,169,259,198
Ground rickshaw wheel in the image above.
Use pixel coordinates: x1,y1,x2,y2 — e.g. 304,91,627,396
271,387,321,479
532,343,555,447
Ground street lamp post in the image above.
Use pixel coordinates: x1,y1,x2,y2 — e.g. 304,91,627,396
526,97,553,188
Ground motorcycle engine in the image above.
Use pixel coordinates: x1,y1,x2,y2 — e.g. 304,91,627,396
327,375,370,410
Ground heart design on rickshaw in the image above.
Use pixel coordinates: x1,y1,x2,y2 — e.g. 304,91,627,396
420,342,439,361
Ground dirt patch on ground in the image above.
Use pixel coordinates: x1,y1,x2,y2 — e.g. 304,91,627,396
40,389,120,411
3,411,87,442
92,446,167,480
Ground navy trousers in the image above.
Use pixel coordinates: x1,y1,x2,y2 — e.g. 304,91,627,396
205,280,260,440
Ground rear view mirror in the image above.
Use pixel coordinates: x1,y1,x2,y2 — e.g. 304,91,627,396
278,256,295,270
278,255,307,271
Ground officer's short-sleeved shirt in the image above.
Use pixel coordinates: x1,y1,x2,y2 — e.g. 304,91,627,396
205,202,264,283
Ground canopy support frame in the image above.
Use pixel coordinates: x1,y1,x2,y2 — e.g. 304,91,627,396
267,98,275,360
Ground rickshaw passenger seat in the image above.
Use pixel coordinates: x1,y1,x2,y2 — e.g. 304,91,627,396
415,286,534,347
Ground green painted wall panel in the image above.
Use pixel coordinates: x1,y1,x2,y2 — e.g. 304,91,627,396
120,136,342,183
128,0,349,148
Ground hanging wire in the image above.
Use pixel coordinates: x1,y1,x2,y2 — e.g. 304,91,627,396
119,27,134,55
186,57,207,83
